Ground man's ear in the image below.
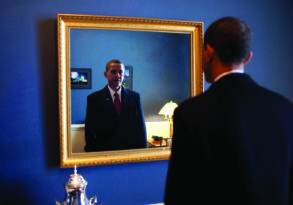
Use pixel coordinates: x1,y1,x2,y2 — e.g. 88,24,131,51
244,51,253,65
205,44,215,57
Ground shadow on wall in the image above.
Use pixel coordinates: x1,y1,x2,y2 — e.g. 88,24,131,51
38,18,59,168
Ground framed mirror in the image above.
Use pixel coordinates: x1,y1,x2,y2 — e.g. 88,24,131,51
58,14,203,167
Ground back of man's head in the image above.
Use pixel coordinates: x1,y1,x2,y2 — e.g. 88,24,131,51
204,17,251,65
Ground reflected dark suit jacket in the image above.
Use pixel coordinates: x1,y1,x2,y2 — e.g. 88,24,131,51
84,86,147,152
165,74,293,205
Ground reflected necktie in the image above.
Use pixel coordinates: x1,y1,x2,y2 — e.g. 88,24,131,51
114,92,121,114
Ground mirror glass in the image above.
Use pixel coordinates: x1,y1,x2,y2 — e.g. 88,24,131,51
58,14,203,167
70,29,190,153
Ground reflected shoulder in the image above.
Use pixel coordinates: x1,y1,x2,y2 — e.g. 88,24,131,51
123,87,140,97
87,87,108,99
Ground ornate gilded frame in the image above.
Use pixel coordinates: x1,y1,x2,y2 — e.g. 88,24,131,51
58,14,203,167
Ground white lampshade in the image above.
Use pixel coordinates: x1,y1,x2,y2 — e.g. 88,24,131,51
158,101,178,119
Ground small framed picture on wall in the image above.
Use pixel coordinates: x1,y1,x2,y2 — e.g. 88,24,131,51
71,68,92,89
123,65,133,90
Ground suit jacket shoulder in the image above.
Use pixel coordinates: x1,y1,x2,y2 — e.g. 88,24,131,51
177,73,293,122
174,90,209,123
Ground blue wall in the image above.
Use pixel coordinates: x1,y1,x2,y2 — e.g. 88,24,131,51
0,0,292,204
70,30,189,123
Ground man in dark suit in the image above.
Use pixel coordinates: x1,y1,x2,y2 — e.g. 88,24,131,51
165,17,293,205
84,59,147,152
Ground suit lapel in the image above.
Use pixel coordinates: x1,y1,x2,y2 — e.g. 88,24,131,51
121,87,128,114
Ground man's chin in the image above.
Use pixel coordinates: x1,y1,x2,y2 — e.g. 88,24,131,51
110,82,122,89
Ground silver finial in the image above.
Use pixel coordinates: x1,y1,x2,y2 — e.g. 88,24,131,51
74,165,77,175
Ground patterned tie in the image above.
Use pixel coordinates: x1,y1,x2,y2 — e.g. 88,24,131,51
114,92,121,114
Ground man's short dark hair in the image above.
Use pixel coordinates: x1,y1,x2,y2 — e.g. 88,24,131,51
105,59,124,71
204,17,251,65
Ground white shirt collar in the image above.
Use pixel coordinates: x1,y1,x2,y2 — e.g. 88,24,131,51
214,68,244,82
108,85,122,102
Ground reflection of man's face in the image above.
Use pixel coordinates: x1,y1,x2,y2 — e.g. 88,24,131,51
104,63,125,90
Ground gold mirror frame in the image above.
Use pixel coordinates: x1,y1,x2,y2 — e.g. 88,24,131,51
58,13,203,167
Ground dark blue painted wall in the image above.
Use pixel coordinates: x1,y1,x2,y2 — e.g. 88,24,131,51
0,0,292,204
70,30,189,124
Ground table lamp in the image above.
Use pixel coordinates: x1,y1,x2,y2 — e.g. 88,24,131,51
158,101,178,138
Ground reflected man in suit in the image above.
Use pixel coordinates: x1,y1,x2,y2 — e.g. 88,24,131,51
84,59,147,152
165,17,293,205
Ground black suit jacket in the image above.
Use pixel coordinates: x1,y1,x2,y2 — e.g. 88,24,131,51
84,86,147,152
165,74,293,205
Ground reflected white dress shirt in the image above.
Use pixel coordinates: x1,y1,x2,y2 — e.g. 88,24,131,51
108,85,122,102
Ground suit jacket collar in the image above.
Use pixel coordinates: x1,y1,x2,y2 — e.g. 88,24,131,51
102,85,128,98
107,85,122,100
102,86,129,115
102,86,113,101
118,87,127,113
208,73,258,92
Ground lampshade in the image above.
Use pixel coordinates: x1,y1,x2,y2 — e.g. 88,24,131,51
158,101,178,119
